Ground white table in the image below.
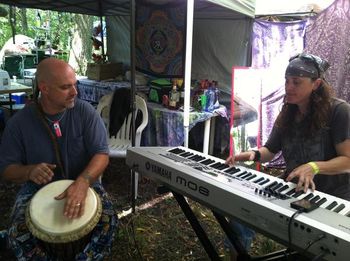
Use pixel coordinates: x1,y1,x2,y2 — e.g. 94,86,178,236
0,82,33,115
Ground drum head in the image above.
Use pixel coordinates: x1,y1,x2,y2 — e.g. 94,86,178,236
26,180,102,243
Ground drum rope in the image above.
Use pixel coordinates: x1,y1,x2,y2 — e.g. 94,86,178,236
35,101,67,178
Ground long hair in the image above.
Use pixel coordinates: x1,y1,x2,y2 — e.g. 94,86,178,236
275,79,334,137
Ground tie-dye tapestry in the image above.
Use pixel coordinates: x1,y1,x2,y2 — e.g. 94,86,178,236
305,0,350,102
135,1,186,77
252,19,307,167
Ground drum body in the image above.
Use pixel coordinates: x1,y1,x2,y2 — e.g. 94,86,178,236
26,180,102,260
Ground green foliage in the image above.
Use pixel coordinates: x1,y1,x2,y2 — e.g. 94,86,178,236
0,5,74,52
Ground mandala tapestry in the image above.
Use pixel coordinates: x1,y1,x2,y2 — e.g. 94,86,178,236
136,1,186,77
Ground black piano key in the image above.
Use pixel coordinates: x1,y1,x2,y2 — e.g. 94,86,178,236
169,148,184,154
315,197,327,206
217,164,230,170
209,162,221,168
224,167,239,174
292,190,304,198
236,171,248,178
253,177,264,184
266,181,278,189
259,179,270,186
201,159,215,165
325,201,338,210
285,188,296,196
240,173,252,179
309,195,320,203
210,163,229,170
179,152,193,157
302,193,314,200
271,183,284,191
277,184,290,193
346,211,350,217
333,203,345,213
230,169,243,175
191,155,206,162
246,174,257,181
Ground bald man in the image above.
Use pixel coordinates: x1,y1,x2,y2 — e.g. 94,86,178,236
0,58,117,260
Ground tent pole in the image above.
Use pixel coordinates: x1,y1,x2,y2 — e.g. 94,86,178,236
130,0,137,213
98,0,105,57
183,0,194,148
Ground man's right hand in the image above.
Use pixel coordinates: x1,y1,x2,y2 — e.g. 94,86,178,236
27,163,56,185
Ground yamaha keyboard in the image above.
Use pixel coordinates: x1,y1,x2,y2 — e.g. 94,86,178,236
126,146,350,260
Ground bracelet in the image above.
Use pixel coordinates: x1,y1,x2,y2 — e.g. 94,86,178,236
307,162,320,175
252,150,261,162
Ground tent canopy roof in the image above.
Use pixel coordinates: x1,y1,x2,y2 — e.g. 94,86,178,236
0,0,256,17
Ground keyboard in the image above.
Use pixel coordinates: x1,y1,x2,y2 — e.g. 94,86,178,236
126,146,350,260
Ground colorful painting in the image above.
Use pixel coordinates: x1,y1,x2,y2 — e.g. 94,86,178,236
136,1,186,77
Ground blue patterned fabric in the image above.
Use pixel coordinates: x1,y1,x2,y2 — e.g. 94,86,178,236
7,182,117,261
77,77,131,104
142,102,227,146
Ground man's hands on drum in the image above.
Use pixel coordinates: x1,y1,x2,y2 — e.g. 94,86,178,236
286,163,316,193
27,163,55,185
55,179,89,219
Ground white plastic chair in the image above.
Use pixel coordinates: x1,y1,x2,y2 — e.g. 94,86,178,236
96,92,148,198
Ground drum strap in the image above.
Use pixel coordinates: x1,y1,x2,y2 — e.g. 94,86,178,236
35,101,66,178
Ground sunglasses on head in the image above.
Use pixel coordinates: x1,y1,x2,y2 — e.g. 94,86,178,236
289,53,330,78
289,53,321,78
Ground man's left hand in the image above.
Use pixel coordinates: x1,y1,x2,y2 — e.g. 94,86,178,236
286,164,316,193
54,179,89,219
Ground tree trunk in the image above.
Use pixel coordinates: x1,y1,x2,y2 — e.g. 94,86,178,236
8,6,16,44
69,14,93,75
19,8,28,34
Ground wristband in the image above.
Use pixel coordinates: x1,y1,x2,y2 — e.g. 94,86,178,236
252,150,261,162
307,162,319,175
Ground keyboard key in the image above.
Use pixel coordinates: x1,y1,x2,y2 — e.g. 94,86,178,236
302,193,314,200
333,203,345,213
309,195,320,203
325,201,337,210
315,197,327,207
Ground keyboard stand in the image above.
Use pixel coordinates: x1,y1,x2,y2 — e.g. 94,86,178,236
172,190,304,261
213,211,251,261
172,191,221,261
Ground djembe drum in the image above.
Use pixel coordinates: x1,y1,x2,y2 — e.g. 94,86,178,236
26,180,102,260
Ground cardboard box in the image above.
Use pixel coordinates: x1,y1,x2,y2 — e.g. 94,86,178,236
86,63,123,80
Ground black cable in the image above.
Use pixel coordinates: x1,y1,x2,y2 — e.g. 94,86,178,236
311,248,330,261
303,234,326,253
287,209,303,260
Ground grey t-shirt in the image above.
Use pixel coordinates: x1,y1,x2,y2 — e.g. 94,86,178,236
265,98,350,199
0,99,108,180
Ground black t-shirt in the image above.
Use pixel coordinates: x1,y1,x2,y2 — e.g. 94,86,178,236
265,98,350,199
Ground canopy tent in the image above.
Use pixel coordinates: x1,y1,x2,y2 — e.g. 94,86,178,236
255,0,334,16
0,0,255,17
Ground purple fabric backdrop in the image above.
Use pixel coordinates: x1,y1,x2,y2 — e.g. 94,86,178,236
251,20,306,167
305,0,350,102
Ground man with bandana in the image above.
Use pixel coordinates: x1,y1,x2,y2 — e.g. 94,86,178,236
225,53,350,260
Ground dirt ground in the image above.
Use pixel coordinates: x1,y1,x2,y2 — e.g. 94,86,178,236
0,159,285,260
